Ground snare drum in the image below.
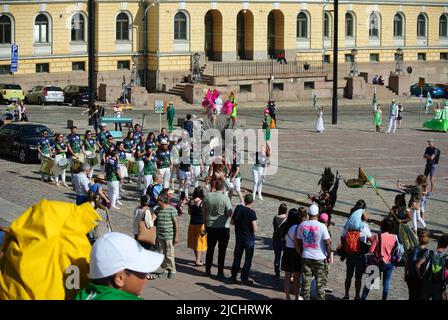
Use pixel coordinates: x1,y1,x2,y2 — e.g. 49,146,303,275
57,157,69,170
39,156,55,176
127,161,138,176
71,158,83,172
86,153,99,167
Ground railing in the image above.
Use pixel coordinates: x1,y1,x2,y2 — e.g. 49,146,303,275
211,60,330,77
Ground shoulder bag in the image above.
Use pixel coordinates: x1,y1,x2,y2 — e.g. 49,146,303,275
137,208,157,246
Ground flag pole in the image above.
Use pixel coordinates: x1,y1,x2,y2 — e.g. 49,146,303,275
360,168,392,212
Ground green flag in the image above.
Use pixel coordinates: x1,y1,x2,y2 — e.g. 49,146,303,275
372,86,377,111
425,92,433,114
367,175,377,190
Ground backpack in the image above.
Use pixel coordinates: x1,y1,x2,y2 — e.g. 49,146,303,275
390,235,405,266
421,251,448,284
434,148,440,165
344,230,361,256
145,184,158,208
405,247,429,280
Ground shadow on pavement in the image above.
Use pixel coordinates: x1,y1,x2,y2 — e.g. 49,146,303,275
195,282,273,300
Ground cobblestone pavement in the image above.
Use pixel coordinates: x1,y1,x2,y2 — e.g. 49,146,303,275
0,100,446,300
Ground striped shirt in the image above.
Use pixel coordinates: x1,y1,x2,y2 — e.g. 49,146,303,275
155,206,178,240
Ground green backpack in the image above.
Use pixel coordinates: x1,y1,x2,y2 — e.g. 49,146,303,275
421,250,448,284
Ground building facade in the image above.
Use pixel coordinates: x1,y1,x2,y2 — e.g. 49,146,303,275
0,0,447,99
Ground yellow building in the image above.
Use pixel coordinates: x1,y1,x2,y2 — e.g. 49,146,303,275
0,0,447,101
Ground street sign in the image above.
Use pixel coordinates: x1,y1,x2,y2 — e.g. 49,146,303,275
154,100,164,113
418,77,425,88
10,44,18,73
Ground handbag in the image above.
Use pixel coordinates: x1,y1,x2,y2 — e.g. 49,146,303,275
137,209,157,246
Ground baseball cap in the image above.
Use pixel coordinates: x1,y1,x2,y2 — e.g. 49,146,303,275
89,232,164,279
319,213,329,222
100,123,107,127
160,139,168,145
308,204,319,216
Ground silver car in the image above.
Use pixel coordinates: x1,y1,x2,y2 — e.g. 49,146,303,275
25,85,64,105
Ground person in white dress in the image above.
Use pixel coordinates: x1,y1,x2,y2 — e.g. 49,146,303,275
315,106,325,133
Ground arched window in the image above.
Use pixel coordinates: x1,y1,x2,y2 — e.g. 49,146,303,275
71,13,85,41
116,12,130,41
417,14,426,37
369,13,380,38
174,11,187,40
0,15,12,44
440,14,448,37
345,12,354,38
393,13,404,37
296,12,308,39
324,12,331,38
35,14,49,43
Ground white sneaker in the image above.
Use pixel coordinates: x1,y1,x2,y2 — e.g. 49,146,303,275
55,182,60,187
258,194,263,201
111,205,120,210
117,200,123,206
298,296,304,301
62,183,69,188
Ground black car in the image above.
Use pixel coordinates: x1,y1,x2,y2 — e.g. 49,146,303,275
0,123,54,163
63,85,93,106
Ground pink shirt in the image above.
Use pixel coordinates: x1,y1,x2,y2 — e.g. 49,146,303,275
369,232,397,264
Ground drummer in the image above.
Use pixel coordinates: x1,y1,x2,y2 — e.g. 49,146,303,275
116,141,129,186
156,138,172,189
156,128,169,146
96,123,110,174
133,124,143,145
37,130,53,182
142,146,157,195
52,133,69,188
82,130,97,180
145,131,157,152
123,130,135,153
134,134,146,193
67,126,82,178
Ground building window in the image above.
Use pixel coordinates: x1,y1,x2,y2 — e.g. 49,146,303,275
344,54,352,62
393,13,404,37
370,54,380,62
417,14,426,37
417,53,426,61
36,63,49,73
239,84,251,93
116,12,129,41
117,60,130,70
369,13,380,38
323,55,330,64
34,14,49,43
324,12,330,38
296,12,308,39
304,81,315,90
273,83,284,91
174,12,187,40
345,12,354,38
440,14,448,37
441,53,448,60
71,13,85,42
72,61,85,71
0,65,11,75
0,15,12,44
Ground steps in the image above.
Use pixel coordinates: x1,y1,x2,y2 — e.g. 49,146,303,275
365,83,398,99
167,83,188,102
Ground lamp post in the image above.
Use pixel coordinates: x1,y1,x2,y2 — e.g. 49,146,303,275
395,48,403,75
349,48,358,77
88,0,95,107
331,0,338,125
192,52,201,83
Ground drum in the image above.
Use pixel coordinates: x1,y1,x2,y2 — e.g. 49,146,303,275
57,157,69,170
224,178,234,190
120,163,128,178
125,152,133,161
86,153,99,167
127,161,138,176
71,158,83,172
39,156,55,176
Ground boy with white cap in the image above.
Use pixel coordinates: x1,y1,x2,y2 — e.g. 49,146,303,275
75,232,164,300
295,203,332,300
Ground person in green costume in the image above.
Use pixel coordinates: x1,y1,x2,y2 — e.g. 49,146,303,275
373,105,383,133
423,101,448,132
262,109,272,141
167,101,176,133
75,232,164,300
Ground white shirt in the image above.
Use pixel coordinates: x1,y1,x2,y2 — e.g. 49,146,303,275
297,220,330,260
73,172,90,197
285,225,299,248
360,222,372,243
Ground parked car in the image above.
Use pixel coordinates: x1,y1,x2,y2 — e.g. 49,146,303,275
25,85,64,105
0,123,54,163
63,85,93,106
435,83,448,98
0,83,25,104
410,83,446,99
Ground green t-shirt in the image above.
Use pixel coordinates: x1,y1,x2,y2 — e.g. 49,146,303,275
143,154,156,175
155,206,178,240
105,157,119,181
204,192,232,228
75,283,142,300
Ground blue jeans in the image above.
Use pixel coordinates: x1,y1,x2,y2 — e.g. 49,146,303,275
273,239,284,276
76,195,89,205
231,238,255,281
361,263,394,300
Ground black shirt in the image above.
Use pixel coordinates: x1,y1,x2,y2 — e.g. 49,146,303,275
189,201,204,225
232,205,257,241
424,146,437,166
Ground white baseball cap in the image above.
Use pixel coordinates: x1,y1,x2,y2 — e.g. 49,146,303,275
100,123,107,127
89,232,164,279
308,204,319,216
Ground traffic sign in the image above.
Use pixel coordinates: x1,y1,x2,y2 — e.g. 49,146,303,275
10,44,18,73
154,100,164,113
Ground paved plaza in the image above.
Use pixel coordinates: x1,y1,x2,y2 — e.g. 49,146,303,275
0,98,446,300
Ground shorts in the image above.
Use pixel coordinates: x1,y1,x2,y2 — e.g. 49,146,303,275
346,255,366,280
233,177,241,192
424,164,436,177
281,247,303,273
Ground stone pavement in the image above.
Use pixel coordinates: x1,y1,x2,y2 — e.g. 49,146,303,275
0,101,446,300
